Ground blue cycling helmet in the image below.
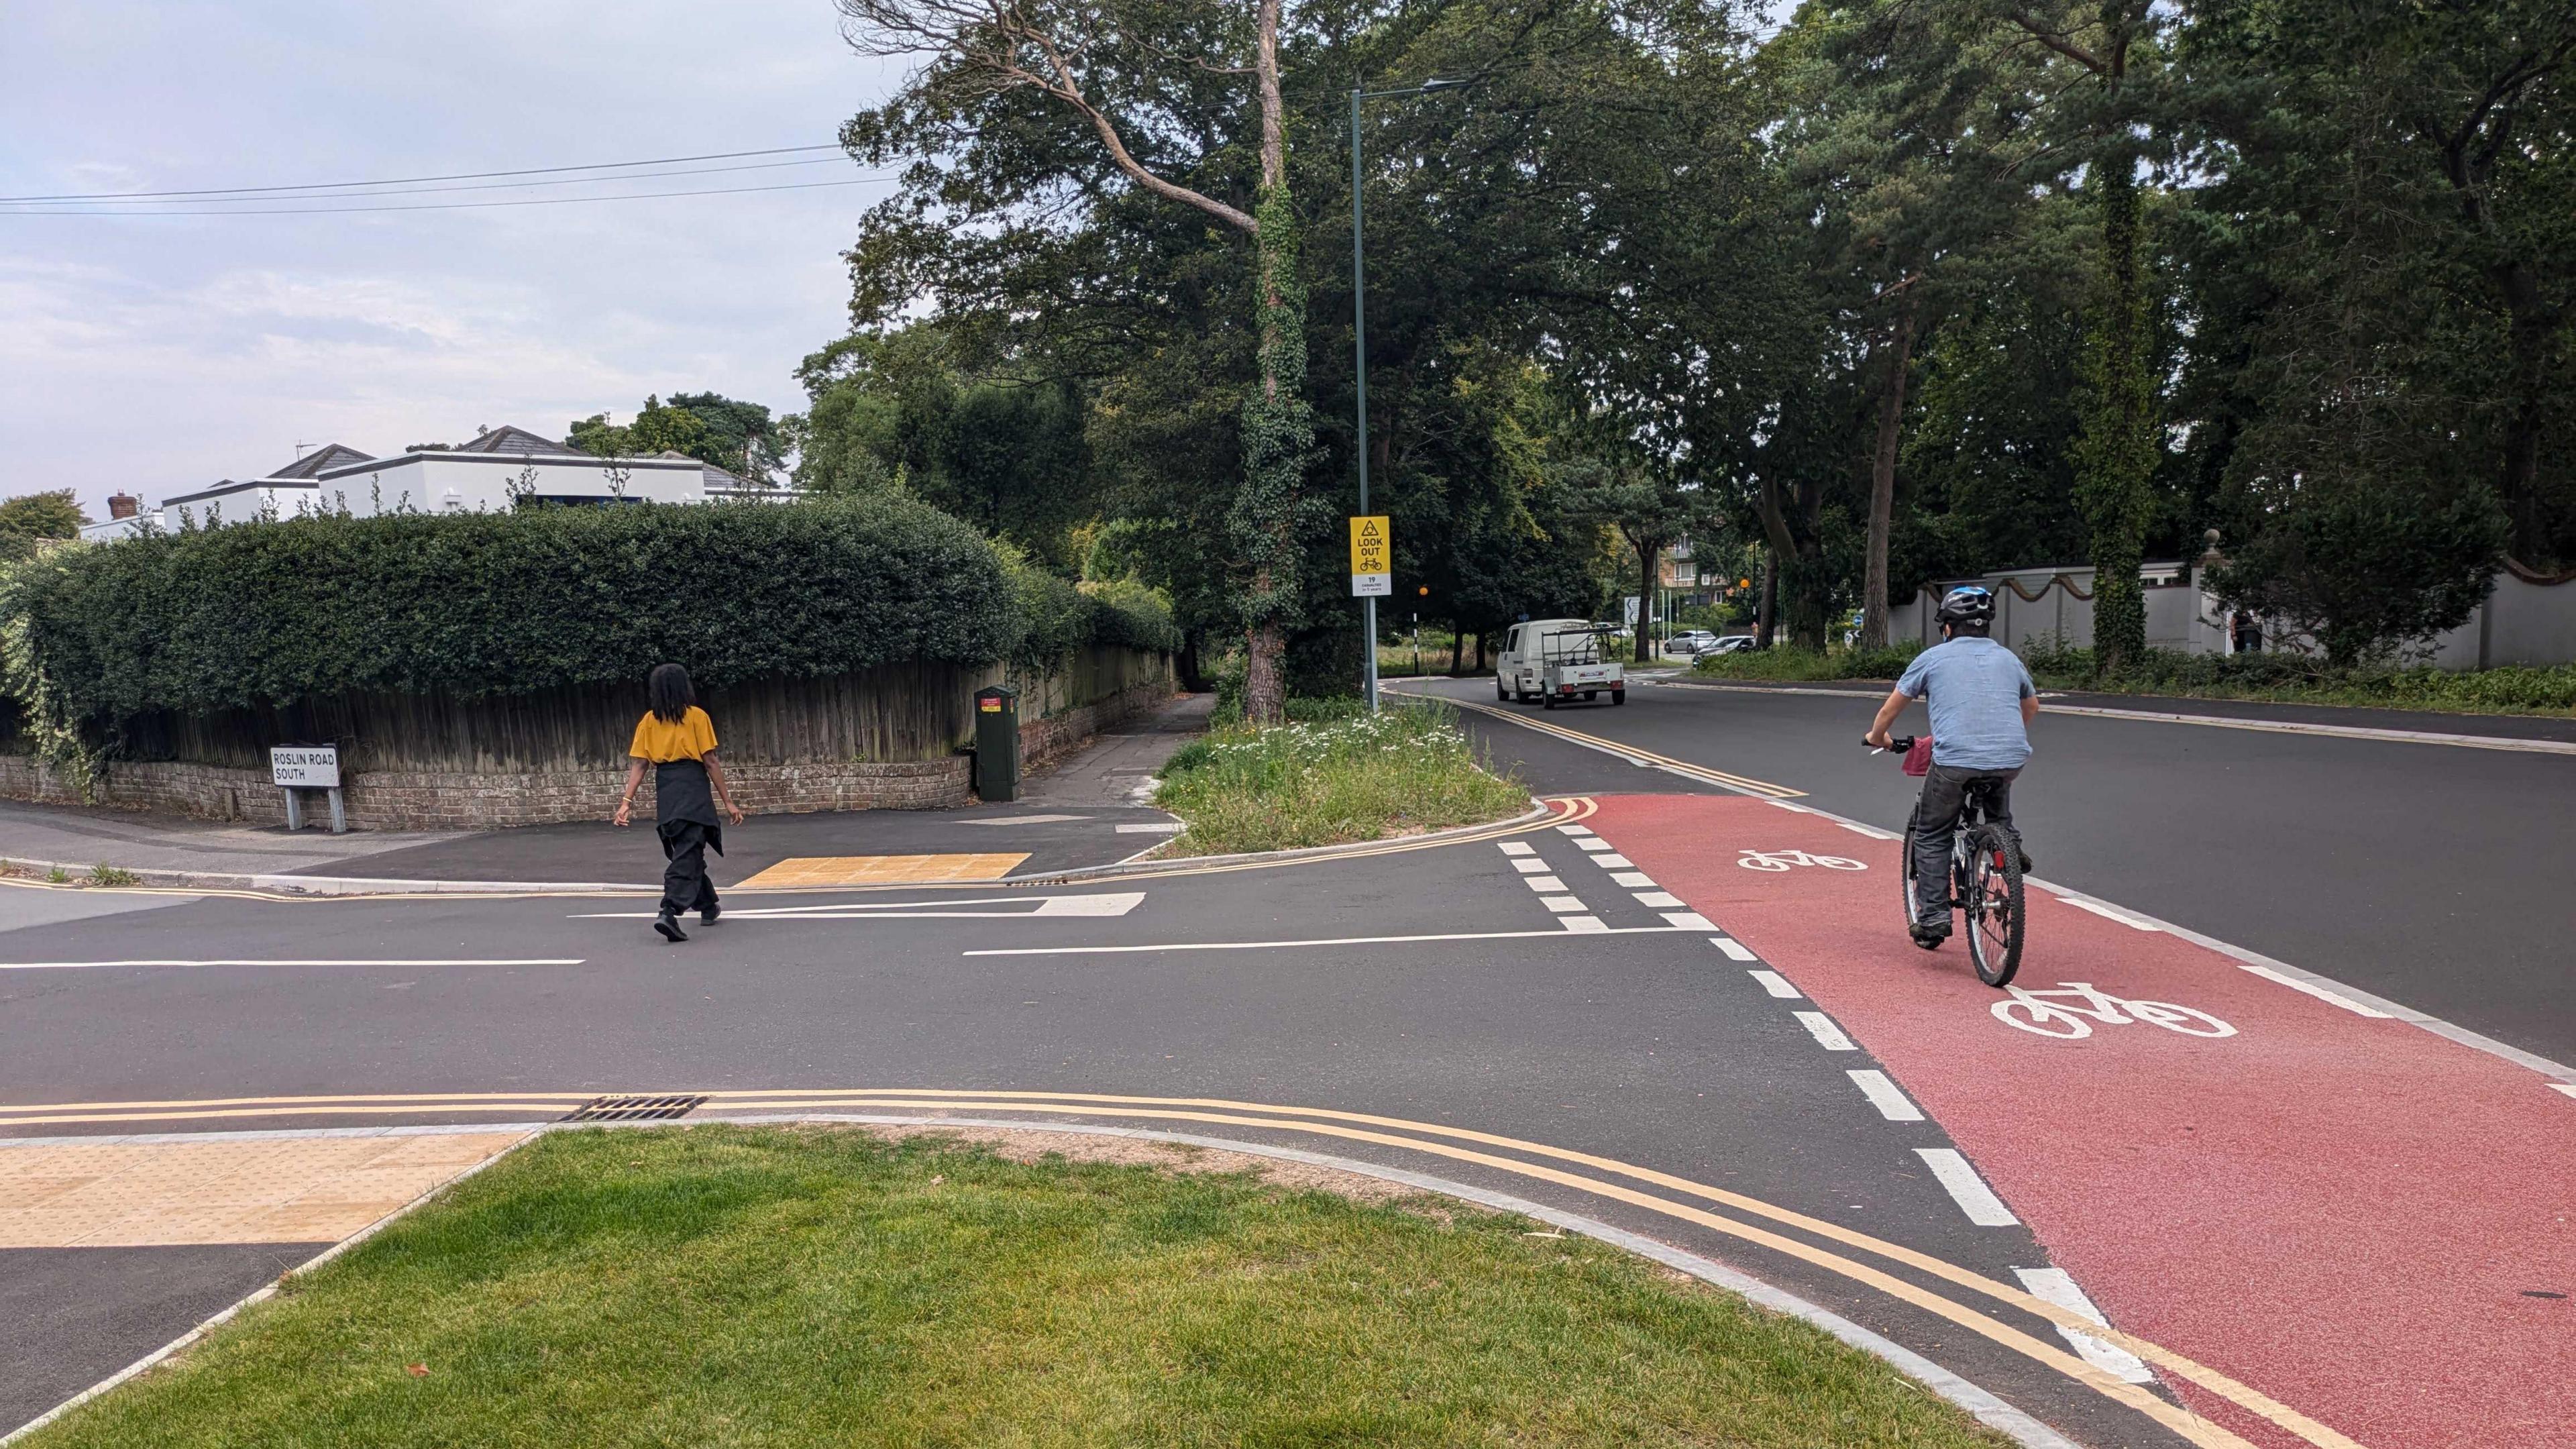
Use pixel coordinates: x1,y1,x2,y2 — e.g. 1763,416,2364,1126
1935,586,1996,627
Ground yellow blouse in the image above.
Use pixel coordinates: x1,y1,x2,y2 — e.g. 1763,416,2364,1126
629,706,717,763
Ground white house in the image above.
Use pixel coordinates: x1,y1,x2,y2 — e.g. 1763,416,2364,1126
84,425,789,539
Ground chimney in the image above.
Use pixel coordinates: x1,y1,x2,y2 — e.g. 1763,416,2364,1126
108,493,140,521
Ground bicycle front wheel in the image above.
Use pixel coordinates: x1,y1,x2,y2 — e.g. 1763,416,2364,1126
1897,815,1921,933
1964,826,2024,987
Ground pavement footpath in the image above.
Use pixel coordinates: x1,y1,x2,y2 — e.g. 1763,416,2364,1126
0,694,1211,893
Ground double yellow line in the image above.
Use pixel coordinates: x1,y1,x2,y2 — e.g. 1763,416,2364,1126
1423,692,1805,798
3,1085,2357,1449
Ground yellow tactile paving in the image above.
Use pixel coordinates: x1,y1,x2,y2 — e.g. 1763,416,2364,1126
735,853,1031,888
0,1132,525,1247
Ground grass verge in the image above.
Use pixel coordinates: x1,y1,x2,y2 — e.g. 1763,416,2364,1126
25,1126,2014,1449
1153,698,1531,856
1692,643,1922,684
1693,640,2576,716
2017,643,2576,716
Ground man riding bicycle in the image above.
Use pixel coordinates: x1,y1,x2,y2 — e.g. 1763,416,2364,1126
1864,586,2038,949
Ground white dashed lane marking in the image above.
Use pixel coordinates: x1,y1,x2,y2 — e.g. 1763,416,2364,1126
1916,1148,2019,1226
1793,1012,1856,1051
1556,824,1595,837
1592,852,1635,867
1846,1069,1925,1122
1609,871,1654,888
1560,916,1609,934
1509,858,1548,875
1660,912,1716,930
1748,969,1801,999
1497,841,1536,857
1525,875,1568,893
1710,937,1758,961
1540,896,1587,914
1633,891,1685,909
2014,1268,2155,1383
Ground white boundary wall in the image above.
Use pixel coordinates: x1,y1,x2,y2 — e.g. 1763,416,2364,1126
1890,561,2576,669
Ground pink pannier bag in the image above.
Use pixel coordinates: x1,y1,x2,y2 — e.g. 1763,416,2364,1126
1902,736,1933,777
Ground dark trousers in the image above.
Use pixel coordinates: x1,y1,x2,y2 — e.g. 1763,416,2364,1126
1910,764,2019,924
657,820,720,918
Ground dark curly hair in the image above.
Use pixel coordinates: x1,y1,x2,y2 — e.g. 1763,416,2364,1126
647,662,696,724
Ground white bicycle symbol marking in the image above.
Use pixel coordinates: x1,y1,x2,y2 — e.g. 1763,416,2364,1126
1991,981,2237,1041
1737,848,1868,873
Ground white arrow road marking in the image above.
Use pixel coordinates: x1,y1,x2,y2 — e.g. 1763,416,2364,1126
2013,1268,2155,1383
965,924,1693,957
572,892,1145,921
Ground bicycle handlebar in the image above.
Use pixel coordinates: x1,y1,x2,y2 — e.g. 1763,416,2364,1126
1864,735,1917,753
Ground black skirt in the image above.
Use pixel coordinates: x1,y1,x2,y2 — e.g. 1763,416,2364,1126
654,758,720,830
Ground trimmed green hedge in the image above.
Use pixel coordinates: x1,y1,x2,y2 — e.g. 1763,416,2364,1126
3,498,1173,734
1003,560,1181,675
2019,642,2576,713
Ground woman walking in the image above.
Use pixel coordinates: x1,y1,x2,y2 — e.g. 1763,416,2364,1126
613,663,745,942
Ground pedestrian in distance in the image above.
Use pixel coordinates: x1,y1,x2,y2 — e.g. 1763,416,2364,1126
613,663,745,942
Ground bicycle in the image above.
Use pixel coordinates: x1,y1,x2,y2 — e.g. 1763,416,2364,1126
1868,735,2024,988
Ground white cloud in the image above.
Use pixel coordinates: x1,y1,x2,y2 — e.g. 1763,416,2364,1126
1,0,904,513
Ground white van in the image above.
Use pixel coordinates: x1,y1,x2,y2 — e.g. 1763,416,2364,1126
1496,619,1625,708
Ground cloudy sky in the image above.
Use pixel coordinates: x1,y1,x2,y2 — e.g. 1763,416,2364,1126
1,1,908,517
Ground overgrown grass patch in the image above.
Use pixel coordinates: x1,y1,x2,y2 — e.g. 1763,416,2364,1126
1154,700,1529,855
1691,643,1923,682
26,1126,2012,1449
2018,641,2576,715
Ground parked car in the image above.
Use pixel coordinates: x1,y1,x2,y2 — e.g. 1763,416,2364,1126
1701,635,1762,656
1667,629,1720,657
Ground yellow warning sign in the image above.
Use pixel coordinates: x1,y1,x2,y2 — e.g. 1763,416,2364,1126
1348,515,1391,597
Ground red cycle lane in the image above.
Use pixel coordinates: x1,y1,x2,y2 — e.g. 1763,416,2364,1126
1589,794,2576,1449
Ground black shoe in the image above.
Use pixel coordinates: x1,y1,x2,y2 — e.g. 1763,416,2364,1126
700,900,721,926
654,912,689,943
2019,851,2035,874
1909,920,1949,951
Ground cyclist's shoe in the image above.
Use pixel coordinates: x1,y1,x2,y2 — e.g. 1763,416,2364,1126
1909,918,1950,950
2020,850,2035,873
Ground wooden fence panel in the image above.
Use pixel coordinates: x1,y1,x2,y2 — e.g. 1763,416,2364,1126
102,649,1164,773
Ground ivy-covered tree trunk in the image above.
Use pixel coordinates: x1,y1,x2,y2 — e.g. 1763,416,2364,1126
1233,185,1314,724
1860,297,1920,650
2074,155,2156,673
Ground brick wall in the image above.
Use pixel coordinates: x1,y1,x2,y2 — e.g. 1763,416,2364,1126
1017,676,1174,772
0,753,973,831
0,674,1176,833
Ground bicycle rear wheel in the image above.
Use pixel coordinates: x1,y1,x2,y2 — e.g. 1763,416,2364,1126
1963,825,2024,987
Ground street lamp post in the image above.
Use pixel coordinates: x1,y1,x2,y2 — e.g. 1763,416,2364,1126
1350,76,1464,712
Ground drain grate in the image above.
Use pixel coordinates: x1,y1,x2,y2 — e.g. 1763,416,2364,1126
561,1093,707,1122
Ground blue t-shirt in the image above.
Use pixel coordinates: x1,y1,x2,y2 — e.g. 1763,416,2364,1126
1896,637,2035,771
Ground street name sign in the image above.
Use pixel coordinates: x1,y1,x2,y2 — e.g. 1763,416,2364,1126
1349,515,1391,596
270,746,340,788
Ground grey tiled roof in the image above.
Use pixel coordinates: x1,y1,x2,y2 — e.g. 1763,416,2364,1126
268,443,376,479
451,425,570,456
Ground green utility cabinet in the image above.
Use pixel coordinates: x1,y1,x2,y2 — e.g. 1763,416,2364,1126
973,684,1020,802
